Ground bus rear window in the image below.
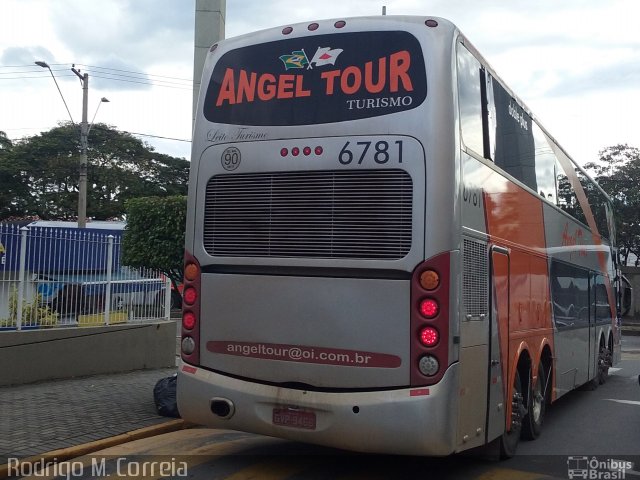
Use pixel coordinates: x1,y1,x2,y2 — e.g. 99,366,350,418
203,31,426,126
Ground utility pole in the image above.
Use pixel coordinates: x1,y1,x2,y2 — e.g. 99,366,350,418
193,0,225,129
72,66,89,228
37,61,108,228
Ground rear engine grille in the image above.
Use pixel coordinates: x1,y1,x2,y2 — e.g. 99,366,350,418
462,238,488,318
204,170,413,259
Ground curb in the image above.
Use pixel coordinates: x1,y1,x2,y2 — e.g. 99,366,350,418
0,419,191,479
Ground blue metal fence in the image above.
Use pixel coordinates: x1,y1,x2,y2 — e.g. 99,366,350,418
0,222,170,330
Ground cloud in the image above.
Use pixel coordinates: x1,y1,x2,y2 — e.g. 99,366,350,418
48,0,194,68
1,46,56,66
0,46,75,89
548,58,640,97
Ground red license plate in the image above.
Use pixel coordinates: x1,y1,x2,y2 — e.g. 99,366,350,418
272,408,316,430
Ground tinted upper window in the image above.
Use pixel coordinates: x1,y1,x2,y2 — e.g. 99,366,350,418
491,80,536,190
204,31,427,126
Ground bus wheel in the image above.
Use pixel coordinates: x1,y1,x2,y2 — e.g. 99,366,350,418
597,341,611,385
500,370,524,458
522,361,546,440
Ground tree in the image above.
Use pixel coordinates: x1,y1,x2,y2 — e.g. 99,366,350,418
121,196,187,298
585,144,640,266
1,123,189,221
0,131,30,219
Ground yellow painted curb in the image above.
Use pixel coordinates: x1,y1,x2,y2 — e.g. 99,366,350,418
0,419,191,479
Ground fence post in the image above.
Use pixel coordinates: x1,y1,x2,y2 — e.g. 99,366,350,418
16,227,28,330
104,235,114,326
164,276,172,320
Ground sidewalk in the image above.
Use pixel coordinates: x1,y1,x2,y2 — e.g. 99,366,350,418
0,367,178,466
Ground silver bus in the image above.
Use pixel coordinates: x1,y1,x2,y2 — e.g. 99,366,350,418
178,15,624,457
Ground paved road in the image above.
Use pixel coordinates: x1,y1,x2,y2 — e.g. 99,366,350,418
12,338,640,480
16,429,564,480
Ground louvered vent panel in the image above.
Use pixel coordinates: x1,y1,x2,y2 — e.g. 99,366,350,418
204,170,413,259
463,239,488,317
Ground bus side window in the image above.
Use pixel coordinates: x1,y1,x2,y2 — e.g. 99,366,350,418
554,157,588,226
551,260,590,328
481,70,496,162
456,44,484,157
532,123,556,204
595,275,610,322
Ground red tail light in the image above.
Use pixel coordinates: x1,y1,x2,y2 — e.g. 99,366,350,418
182,251,201,365
183,311,196,330
411,252,450,386
183,287,197,305
420,327,439,347
419,298,439,318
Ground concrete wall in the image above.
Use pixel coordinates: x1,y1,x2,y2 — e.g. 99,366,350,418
621,266,640,321
0,321,176,386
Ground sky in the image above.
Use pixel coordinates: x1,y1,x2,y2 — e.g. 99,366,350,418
1,0,639,165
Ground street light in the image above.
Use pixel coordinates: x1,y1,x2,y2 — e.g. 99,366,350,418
34,61,75,124
36,61,109,228
88,97,110,135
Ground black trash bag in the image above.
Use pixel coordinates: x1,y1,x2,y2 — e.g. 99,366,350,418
153,374,180,418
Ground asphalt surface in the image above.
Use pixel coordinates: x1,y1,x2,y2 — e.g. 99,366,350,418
0,323,638,476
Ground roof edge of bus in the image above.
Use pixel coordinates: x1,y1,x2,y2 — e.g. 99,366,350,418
215,15,457,46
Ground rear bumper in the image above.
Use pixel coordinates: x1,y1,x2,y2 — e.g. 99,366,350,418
177,361,459,456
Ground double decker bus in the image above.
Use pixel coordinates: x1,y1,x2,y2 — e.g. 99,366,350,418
177,15,624,457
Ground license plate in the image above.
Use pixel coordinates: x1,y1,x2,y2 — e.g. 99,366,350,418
272,408,316,430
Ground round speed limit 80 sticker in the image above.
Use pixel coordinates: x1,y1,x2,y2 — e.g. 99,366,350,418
221,147,241,171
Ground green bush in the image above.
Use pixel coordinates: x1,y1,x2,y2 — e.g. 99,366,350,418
0,287,58,328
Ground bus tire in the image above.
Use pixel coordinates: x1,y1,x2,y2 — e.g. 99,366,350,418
522,360,546,440
597,340,610,385
499,369,524,458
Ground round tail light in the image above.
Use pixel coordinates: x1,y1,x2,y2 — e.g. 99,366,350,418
184,263,199,281
183,287,197,305
419,298,439,318
183,312,196,330
420,327,439,347
419,270,440,290
418,355,439,376
182,336,196,355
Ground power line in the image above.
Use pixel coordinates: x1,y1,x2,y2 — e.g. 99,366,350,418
0,68,70,75
85,70,193,87
0,71,193,89
0,70,194,89
0,74,76,80
76,64,192,82
89,74,194,90
127,131,191,142
1,62,193,83
8,128,192,144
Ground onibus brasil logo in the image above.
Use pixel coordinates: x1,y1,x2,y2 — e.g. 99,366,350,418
279,47,343,70
567,456,633,479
